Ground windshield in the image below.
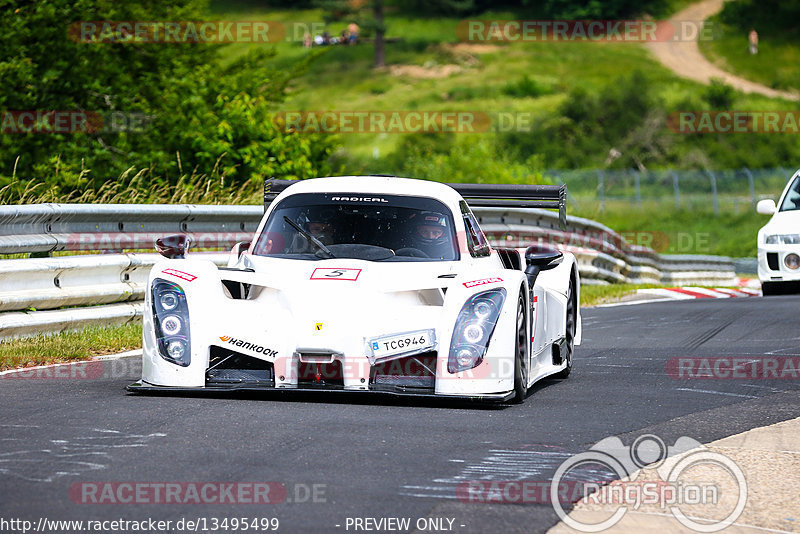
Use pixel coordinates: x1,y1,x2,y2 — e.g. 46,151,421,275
780,175,800,212
252,193,459,261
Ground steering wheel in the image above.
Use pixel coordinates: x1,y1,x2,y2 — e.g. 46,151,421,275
396,247,429,258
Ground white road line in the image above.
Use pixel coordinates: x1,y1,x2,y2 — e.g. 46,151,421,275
675,388,758,399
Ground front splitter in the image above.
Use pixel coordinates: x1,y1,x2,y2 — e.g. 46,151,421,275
126,380,514,404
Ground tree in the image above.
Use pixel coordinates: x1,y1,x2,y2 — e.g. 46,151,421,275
316,0,387,68
0,0,337,197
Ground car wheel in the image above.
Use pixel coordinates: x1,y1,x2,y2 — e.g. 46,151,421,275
554,275,576,379
512,292,528,404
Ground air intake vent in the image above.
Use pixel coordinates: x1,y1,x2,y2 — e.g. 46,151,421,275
767,252,779,271
370,352,436,391
206,346,274,386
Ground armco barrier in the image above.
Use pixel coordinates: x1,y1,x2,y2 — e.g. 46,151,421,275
0,253,227,340
0,204,260,254
0,203,738,340
473,208,736,286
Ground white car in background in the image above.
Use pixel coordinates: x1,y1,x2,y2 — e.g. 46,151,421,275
757,169,800,295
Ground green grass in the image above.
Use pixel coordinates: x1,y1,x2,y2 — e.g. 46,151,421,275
580,284,663,307
584,207,768,257
209,7,789,163
699,16,800,92
0,323,142,371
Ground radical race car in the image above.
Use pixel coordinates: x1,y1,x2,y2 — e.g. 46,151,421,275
757,169,800,295
128,176,581,403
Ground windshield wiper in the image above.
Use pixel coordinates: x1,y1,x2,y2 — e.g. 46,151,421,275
283,216,335,259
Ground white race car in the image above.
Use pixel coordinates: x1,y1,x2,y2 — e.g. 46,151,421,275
128,176,581,403
757,169,800,295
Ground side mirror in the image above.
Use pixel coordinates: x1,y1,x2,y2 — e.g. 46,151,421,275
524,245,563,287
757,199,776,215
524,245,563,274
227,241,251,267
155,234,191,259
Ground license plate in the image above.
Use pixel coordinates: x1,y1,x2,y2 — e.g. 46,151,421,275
369,330,435,363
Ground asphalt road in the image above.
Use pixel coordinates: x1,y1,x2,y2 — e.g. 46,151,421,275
2,295,799,534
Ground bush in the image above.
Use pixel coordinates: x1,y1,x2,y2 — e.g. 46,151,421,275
387,134,548,185
703,79,736,110
0,0,338,202
502,75,553,98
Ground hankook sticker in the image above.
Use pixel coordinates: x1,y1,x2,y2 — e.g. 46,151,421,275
219,336,277,357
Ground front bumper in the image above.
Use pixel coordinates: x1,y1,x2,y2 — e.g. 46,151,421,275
126,380,514,404
757,245,800,282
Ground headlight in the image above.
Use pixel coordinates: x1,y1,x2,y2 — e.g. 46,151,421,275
463,324,485,344
166,339,189,360
785,253,800,270
766,234,800,245
159,292,179,311
449,288,506,373
160,315,182,336
151,279,191,367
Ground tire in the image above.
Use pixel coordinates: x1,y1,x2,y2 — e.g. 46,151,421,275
554,275,576,379
512,292,529,404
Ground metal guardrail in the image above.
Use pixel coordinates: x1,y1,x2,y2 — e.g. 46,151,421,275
0,203,738,340
475,208,736,285
0,204,261,254
0,253,228,340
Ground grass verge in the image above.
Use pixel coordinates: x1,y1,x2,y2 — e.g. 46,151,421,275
0,323,142,371
582,208,767,258
580,284,663,307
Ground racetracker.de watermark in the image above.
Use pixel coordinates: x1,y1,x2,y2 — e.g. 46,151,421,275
1,111,152,134
668,111,800,134
69,482,326,504
457,20,715,42
51,231,251,252
23,228,713,255
69,21,284,43
486,229,712,255
1,358,141,381
273,111,492,134
667,357,800,379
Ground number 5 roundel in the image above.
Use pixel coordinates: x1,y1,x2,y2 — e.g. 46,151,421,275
310,268,362,281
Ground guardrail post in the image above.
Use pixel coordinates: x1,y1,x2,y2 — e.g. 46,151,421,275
744,168,755,208
671,171,681,209
596,170,605,212
705,169,719,215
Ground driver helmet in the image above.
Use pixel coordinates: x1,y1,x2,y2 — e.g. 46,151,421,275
304,207,336,244
413,211,449,247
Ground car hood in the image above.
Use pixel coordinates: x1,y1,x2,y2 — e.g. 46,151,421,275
761,209,800,236
214,256,460,350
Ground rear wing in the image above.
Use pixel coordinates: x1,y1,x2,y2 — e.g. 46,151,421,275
447,183,566,230
264,178,567,229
